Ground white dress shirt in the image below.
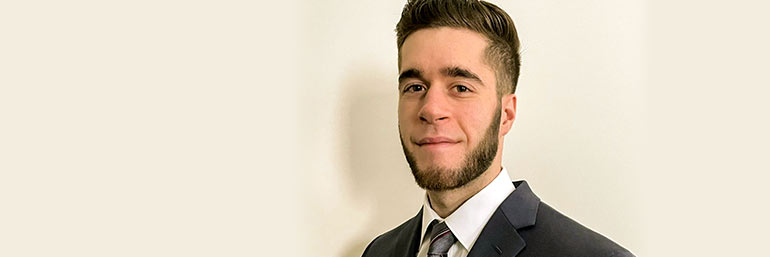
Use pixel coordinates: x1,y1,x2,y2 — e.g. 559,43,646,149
416,167,516,257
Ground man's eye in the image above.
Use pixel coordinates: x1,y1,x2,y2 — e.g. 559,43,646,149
404,84,425,93
455,85,470,93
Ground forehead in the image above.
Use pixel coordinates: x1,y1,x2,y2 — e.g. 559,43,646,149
399,27,493,75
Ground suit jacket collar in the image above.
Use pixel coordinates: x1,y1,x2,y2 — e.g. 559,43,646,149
467,180,540,257
394,209,423,257
394,180,540,257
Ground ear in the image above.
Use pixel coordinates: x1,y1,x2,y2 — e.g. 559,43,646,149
500,93,517,136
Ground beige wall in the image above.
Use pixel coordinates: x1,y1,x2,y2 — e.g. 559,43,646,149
1,0,768,256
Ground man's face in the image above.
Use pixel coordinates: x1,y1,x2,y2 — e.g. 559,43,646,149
398,27,502,191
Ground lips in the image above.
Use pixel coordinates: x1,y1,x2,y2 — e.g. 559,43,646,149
416,137,458,146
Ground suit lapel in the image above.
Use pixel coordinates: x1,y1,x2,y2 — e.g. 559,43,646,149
466,207,525,257
392,209,423,257
467,180,540,257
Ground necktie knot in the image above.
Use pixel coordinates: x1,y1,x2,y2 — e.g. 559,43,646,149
427,221,456,257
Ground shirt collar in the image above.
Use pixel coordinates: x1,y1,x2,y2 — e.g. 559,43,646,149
419,167,516,250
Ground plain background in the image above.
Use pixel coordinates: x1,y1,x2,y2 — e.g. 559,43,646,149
1,0,768,256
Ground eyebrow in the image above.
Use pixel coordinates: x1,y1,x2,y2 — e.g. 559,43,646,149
398,68,423,83
441,66,483,84
397,66,484,85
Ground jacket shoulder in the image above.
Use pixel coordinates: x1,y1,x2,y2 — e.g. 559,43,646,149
361,217,419,257
517,202,634,257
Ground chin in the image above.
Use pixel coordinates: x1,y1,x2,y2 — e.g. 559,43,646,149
420,153,462,166
419,160,462,172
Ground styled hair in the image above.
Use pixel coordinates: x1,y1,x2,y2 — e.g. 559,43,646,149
396,0,521,95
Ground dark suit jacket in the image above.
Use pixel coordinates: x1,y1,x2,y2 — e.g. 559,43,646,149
361,181,634,257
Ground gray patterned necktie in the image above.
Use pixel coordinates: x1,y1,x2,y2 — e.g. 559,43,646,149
427,221,457,257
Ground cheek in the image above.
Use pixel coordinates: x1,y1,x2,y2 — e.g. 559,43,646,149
397,105,413,136
458,107,495,140
397,102,417,122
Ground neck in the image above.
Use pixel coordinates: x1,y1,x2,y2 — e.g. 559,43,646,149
427,162,502,218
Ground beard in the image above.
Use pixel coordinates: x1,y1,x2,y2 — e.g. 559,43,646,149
400,106,501,191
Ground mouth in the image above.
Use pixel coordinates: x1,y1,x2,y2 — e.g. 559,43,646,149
415,137,459,147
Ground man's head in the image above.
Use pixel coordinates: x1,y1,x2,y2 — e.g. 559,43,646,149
395,0,521,191
396,0,521,96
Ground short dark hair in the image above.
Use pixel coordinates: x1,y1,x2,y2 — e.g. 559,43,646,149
396,0,522,95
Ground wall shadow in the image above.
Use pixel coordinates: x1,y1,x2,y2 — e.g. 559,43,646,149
338,66,423,257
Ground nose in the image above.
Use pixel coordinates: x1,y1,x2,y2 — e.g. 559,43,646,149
418,88,450,124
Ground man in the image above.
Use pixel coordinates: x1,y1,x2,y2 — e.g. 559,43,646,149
361,0,634,257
